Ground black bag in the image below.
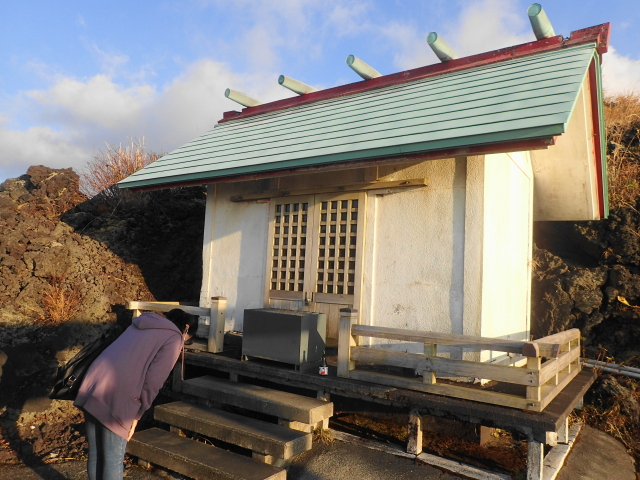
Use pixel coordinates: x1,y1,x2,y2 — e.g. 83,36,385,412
49,325,123,401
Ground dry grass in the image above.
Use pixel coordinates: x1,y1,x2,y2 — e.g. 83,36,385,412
80,138,160,199
38,275,83,324
604,93,640,210
313,426,335,444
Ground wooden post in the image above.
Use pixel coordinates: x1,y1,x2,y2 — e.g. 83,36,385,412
526,356,542,408
557,417,569,444
337,308,358,378
527,434,544,480
407,410,423,455
423,343,437,385
208,297,227,353
126,301,142,319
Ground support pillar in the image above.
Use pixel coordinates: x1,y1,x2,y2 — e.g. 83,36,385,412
527,434,544,480
407,410,423,455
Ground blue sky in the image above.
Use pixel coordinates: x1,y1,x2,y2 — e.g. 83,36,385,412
1,0,639,183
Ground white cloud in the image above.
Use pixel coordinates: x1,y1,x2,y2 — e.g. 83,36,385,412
379,0,534,72
445,0,533,56
0,58,290,181
0,126,88,179
28,75,156,129
602,46,640,95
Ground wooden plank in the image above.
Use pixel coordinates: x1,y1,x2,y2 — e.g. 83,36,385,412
268,290,304,301
128,301,210,317
350,347,540,386
315,292,354,304
539,348,581,385
327,303,341,340
231,179,427,202
351,325,529,355
539,366,582,412
349,370,535,410
182,350,592,437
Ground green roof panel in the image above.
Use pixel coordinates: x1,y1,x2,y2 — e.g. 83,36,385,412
119,44,596,189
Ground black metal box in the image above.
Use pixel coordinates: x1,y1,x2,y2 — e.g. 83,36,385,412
242,309,327,366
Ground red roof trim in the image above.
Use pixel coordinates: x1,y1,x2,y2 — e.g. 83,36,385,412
130,137,555,193
219,23,610,125
588,59,606,218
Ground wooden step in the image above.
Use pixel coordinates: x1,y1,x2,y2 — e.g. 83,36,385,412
155,401,312,459
127,428,285,480
182,376,333,424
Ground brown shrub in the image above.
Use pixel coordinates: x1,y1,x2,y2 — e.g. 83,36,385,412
605,93,640,209
80,138,161,199
38,275,83,324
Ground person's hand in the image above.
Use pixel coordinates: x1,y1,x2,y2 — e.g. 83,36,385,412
127,419,138,441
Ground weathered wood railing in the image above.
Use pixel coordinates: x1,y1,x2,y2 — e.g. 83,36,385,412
337,308,581,412
127,297,226,354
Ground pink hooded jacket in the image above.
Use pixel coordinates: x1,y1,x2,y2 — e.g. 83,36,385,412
74,312,183,439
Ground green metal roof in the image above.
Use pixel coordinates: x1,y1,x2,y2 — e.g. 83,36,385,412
119,44,597,189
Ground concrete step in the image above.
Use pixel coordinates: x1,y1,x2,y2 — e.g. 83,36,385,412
155,401,312,459
182,376,333,425
127,428,285,480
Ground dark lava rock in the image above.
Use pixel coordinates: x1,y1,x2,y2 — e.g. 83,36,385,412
532,199,640,361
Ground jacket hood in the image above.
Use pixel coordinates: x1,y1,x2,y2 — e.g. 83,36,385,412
133,312,181,334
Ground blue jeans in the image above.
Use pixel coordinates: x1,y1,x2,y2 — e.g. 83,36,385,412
84,411,128,480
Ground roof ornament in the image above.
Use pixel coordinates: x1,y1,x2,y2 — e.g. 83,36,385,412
426,32,458,62
527,3,556,40
278,75,319,95
346,55,382,80
224,89,262,108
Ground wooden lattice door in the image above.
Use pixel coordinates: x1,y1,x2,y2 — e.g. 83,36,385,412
265,192,366,339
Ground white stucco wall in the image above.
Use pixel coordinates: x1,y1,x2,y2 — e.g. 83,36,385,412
200,183,269,331
365,158,468,354
531,75,600,221
200,154,533,357
479,152,533,357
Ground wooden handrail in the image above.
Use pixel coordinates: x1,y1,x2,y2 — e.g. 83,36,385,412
339,322,582,411
127,298,227,354
127,301,210,317
352,325,531,356
524,329,581,358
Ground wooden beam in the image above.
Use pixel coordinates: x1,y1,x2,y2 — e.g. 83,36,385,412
230,179,428,202
350,347,540,386
539,348,581,385
349,370,537,410
127,301,210,317
352,325,531,356
527,329,580,358
539,366,582,412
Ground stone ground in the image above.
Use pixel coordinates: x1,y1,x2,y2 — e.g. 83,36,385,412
0,425,634,480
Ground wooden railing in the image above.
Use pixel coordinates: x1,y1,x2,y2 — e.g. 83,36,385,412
337,309,581,412
127,297,226,354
